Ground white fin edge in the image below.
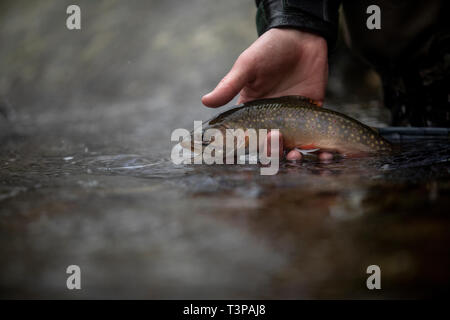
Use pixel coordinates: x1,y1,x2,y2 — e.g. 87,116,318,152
294,148,320,155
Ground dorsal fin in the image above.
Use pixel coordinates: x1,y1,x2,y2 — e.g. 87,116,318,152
207,104,245,125
243,95,321,107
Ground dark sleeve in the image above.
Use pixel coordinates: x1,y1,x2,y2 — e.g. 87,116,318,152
255,0,342,49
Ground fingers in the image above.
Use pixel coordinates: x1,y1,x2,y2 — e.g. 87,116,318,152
286,150,333,162
202,57,252,108
318,152,333,161
263,131,335,163
286,149,303,161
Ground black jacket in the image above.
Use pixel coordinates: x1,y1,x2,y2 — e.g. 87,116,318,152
255,0,342,48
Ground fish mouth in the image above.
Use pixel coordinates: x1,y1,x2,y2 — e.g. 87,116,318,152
179,134,194,151
180,124,229,151
179,131,210,153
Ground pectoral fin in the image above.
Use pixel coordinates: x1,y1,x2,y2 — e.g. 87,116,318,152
294,148,320,155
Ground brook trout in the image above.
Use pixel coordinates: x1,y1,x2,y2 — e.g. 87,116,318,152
183,96,392,156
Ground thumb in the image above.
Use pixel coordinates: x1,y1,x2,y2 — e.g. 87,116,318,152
202,58,252,108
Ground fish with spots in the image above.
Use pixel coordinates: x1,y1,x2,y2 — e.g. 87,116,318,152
182,96,392,156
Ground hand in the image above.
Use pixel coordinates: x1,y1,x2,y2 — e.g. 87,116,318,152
202,28,332,161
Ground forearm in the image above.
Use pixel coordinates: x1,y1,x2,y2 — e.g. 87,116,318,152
255,0,341,49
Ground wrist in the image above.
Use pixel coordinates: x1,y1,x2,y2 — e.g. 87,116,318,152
256,0,340,49
267,28,328,56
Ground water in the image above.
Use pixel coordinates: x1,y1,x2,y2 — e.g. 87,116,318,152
1,0,449,299
1,128,449,298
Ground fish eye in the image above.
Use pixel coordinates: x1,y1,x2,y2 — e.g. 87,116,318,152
202,133,220,146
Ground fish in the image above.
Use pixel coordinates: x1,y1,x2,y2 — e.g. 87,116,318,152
182,96,392,156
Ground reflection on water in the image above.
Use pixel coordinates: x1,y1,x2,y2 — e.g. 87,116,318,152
1,137,449,299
